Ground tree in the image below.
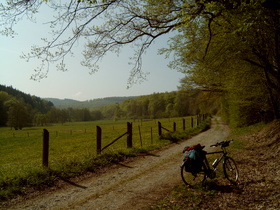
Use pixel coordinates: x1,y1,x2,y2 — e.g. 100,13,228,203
46,108,68,124
174,91,193,116
91,110,103,121
33,113,47,126
6,99,29,130
162,0,280,124
0,91,11,126
148,93,166,118
80,108,92,121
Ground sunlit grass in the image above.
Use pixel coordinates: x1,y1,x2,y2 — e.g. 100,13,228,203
228,121,267,152
0,116,202,200
230,121,265,137
1,117,193,175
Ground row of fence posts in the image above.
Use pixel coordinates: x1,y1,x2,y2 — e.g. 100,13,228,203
42,114,209,167
158,114,208,136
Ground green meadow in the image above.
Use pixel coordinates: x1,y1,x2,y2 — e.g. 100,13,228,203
0,117,194,180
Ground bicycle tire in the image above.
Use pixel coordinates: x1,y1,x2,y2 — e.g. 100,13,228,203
181,161,207,187
223,156,239,184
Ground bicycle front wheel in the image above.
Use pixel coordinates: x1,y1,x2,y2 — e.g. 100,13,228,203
223,157,239,185
181,161,206,187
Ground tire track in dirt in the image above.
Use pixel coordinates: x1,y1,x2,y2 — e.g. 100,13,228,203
6,117,230,210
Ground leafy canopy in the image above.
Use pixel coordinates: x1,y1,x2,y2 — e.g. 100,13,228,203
1,0,184,85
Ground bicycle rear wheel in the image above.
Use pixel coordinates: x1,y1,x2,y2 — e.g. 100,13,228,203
181,161,207,187
223,157,239,184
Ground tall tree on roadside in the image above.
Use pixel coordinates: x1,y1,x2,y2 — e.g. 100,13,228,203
161,0,280,124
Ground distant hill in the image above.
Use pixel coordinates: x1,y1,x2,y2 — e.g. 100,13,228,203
44,98,80,106
45,96,138,109
0,84,54,113
0,84,139,111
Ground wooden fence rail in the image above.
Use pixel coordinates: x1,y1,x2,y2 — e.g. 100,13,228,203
40,115,209,167
158,118,189,137
96,122,132,154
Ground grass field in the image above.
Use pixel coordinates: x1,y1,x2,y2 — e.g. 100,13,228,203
0,117,195,179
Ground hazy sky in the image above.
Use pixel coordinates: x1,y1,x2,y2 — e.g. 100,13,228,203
0,4,184,101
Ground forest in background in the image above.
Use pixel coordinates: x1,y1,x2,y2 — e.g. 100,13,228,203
0,84,219,129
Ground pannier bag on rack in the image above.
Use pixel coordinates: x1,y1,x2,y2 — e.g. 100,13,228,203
183,144,206,173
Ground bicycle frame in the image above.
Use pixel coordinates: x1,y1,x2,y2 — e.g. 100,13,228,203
204,147,228,173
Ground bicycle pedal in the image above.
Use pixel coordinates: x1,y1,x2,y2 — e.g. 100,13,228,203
208,170,216,179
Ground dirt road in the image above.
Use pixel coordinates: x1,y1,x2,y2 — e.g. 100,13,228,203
6,117,230,209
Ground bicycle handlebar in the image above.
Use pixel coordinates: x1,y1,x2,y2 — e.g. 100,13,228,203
210,140,233,148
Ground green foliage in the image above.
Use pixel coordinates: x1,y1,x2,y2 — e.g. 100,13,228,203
164,0,280,126
0,85,54,113
220,62,272,127
230,121,266,138
6,99,29,130
0,85,54,129
0,85,218,127
0,91,11,126
0,166,58,199
101,91,218,120
160,117,211,143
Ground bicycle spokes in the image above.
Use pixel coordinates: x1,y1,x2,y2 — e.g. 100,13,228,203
223,157,239,184
181,162,207,187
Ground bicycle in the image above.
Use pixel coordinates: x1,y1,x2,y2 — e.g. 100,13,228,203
180,140,239,187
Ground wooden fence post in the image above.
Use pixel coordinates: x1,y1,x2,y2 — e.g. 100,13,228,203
151,127,153,144
96,126,102,154
138,125,142,147
158,121,162,136
173,122,176,132
191,117,194,128
183,118,186,131
127,122,132,148
42,129,49,168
